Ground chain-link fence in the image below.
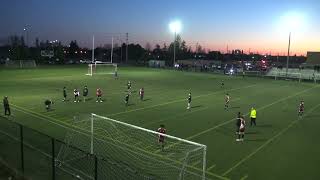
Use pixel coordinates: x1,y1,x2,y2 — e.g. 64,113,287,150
0,116,157,180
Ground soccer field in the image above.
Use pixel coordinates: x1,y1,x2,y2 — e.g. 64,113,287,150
0,65,320,180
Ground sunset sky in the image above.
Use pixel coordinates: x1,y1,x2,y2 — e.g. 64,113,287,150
1,0,319,55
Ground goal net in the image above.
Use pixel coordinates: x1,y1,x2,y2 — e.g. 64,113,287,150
5,60,36,68
56,113,207,180
86,63,118,76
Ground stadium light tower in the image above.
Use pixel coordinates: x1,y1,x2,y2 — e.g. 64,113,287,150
23,26,29,47
280,12,304,78
169,21,182,66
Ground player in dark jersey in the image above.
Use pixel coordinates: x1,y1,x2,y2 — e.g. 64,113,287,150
44,99,53,111
62,87,67,102
83,86,88,102
225,93,230,110
3,96,11,116
157,124,166,151
298,100,304,118
139,88,144,101
125,94,129,106
73,89,80,102
187,92,192,110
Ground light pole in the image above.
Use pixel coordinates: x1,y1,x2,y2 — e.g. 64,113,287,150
286,32,291,78
169,21,182,66
280,11,304,78
174,31,176,65
23,27,28,47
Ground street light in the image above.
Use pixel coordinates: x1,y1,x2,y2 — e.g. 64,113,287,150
169,21,182,66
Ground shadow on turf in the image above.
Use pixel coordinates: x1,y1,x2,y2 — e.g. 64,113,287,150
246,138,268,142
143,98,151,101
191,105,203,109
245,131,259,135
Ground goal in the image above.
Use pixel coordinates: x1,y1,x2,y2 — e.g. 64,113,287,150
5,60,36,68
86,63,118,76
56,113,207,180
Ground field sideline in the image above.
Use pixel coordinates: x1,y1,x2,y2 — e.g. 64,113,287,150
0,65,320,180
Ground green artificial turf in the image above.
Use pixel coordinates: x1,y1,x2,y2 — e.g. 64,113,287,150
0,65,319,180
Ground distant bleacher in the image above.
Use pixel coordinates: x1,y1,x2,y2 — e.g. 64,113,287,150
266,67,320,82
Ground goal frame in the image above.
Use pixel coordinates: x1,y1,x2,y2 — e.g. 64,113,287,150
90,113,207,180
86,62,118,76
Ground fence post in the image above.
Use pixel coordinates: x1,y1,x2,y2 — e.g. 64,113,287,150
52,138,55,180
19,124,24,173
94,155,98,180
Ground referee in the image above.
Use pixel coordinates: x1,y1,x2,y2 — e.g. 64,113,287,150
250,107,257,126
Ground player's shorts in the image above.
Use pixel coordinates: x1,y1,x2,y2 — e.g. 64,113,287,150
239,127,245,133
251,117,256,121
158,137,165,143
97,95,101,97
83,94,88,97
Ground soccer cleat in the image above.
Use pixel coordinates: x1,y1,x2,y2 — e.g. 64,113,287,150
236,139,240,142
100,100,103,103
74,101,76,102
96,100,98,102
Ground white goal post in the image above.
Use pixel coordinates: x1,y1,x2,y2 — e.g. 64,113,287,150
86,62,118,76
56,113,207,180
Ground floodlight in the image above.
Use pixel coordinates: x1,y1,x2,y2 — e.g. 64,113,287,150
169,21,182,34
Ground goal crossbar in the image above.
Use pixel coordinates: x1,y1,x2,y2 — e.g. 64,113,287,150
86,63,118,76
91,113,206,148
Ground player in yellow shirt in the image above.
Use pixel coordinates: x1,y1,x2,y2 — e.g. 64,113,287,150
250,107,257,126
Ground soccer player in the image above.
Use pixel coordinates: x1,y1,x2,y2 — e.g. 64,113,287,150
3,96,11,116
187,92,192,110
127,81,132,94
250,107,257,126
125,94,129,106
44,99,53,111
139,88,144,101
96,88,103,103
127,81,131,90
62,87,67,102
298,100,304,118
236,112,241,135
73,89,80,102
157,124,166,151
237,116,246,142
225,93,230,110
83,86,88,102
